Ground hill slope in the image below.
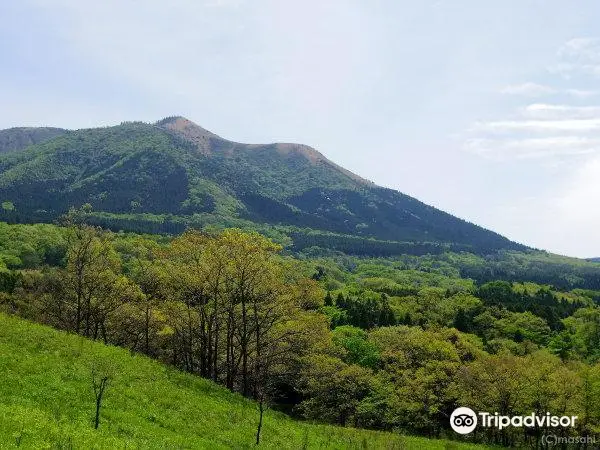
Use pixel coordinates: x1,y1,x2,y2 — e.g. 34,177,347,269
0,313,487,449
0,117,524,254
0,126,67,153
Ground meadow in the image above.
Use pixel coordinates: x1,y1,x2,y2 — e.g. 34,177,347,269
0,313,488,449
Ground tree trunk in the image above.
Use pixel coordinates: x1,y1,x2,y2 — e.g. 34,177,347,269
226,307,235,390
241,295,249,397
93,376,109,430
256,398,264,445
144,302,150,354
94,393,102,429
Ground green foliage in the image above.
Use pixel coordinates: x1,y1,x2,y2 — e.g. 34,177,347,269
0,222,67,268
562,307,600,362
297,353,373,427
1,201,14,211
477,280,586,330
450,250,600,291
1,219,600,447
455,351,600,447
356,326,484,434
0,313,487,449
332,326,380,368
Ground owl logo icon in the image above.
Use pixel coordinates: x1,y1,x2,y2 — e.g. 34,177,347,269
451,407,478,434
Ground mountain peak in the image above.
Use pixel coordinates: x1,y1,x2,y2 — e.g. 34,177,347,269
156,116,224,154
155,116,371,184
0,126,67,154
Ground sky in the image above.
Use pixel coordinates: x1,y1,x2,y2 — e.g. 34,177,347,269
1,0,599,257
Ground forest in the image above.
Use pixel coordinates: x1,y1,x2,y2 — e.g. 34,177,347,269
1,207,600,448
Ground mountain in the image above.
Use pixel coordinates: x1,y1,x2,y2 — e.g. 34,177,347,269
0,313,487,449
0,126,67,153
0,116,525,255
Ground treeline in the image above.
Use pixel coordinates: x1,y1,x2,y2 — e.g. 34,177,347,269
453,250,600,291
290,231,463,257
319,280,600,361
83,213,187,235
322,292,396,329
477,281,586,331
0,210,190,235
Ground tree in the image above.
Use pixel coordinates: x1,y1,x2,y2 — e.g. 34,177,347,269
165,230,218,377
217,229,284,396
379,293,396,326
332,325,380,368
493,311,551,346
126,238,169,356
1,201,15,211
336,292,347,309
324,291,333,307
453,309,470,332
368,326,472,435
548,330,575,360
165,229,311,404
58,207,123,338
164,229,322,444
298,354,372,426
291,277,324,310
563,307,600,361
576,363,600,436
90,361,114,430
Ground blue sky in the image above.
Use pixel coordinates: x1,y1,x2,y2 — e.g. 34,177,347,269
1,0,600,257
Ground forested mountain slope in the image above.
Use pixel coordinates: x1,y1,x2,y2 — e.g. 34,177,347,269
0,116,524,255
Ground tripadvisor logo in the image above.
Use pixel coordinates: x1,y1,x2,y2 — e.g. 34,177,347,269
451,407,478,434
450,407,578,434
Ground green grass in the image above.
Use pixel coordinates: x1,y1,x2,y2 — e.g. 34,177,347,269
0,313,488,449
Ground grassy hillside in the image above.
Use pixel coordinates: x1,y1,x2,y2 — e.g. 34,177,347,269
0,313,487,449
0,117,524,255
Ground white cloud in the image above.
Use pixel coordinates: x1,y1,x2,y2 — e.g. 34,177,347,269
500,82,555,96
465,34,600,241
521,103,600,120
469,36,600,166
565,88,600,98
474,118,600,133
558,37,600,61
552,37,600,77
549,62,600,77
464,136,599,161
500,84,600,98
